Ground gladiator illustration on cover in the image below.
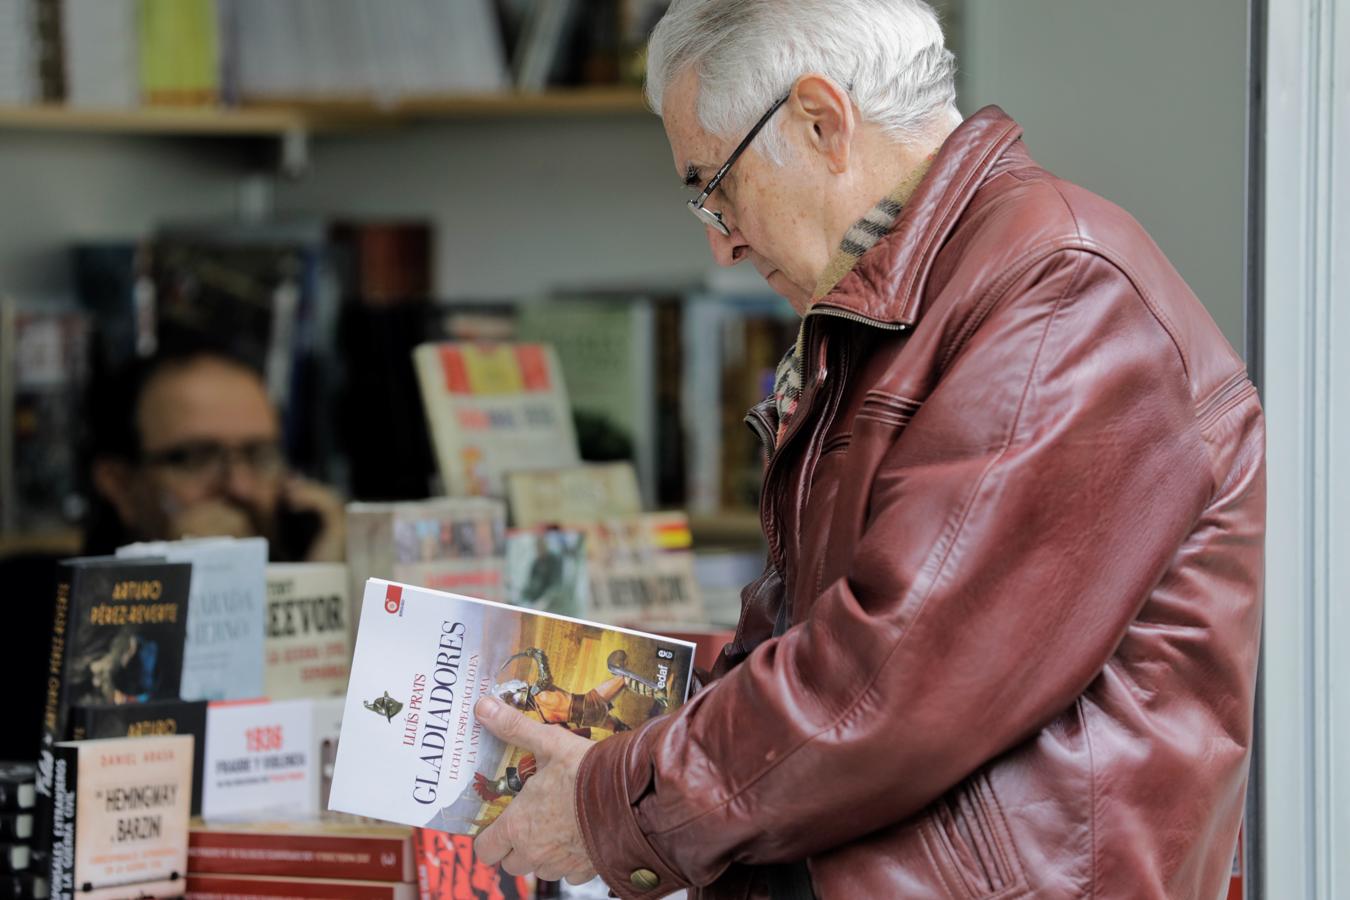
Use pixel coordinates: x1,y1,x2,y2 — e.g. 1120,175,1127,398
472,647,668,803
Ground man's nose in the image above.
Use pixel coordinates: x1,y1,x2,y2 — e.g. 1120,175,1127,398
707,224,749,267
221,456,261,500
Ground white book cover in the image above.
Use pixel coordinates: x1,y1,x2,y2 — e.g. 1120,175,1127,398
413,342,580,498
47,734,193,900
328,579,695,834
117,537,268,701
201,698,320,822
264,563,351,700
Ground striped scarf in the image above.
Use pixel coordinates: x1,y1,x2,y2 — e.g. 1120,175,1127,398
772,156,934,442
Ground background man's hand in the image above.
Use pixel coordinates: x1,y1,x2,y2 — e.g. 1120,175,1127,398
169,499,254,540
473,696,598,885
281,475,346,562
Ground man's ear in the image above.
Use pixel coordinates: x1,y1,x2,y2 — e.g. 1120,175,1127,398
790,74,855,174
92,458,140,524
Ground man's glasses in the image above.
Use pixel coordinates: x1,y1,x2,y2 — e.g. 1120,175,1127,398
687,92,791,236
141,440,284,483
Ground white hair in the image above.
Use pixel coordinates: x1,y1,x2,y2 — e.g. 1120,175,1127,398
646,0,960,165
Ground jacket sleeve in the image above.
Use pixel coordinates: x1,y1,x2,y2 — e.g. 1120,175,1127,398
575,249,1220,897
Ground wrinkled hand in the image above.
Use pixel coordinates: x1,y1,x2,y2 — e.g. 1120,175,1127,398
473,697,598,884
170,499,255,540
281,476,346,562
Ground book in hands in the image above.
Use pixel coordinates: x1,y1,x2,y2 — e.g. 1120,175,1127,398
328,579,696,835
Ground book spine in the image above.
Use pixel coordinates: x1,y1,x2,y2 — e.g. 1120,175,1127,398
187,832,412,882
45,745,76,900
185,874,413,899
34,567,73,846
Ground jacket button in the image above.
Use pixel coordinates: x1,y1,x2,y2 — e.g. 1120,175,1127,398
630,868,660,890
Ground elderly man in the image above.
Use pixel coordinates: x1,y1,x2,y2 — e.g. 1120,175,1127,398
473,1,1265,897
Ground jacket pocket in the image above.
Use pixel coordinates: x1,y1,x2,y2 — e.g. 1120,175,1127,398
920,773,1027,899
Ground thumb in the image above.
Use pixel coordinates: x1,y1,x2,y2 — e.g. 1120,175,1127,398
476,696,559,761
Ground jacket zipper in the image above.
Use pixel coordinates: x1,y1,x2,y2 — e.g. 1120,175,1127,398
753,310,908,573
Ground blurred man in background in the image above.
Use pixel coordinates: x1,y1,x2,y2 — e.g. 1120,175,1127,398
85,346,345,561
1,346,345,760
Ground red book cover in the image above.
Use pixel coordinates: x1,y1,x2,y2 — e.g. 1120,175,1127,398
186,872,416,899
415,830,533,900
189,824,415,882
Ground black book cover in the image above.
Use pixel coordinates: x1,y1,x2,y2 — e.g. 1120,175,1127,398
68,700,208,817
35,558,191,852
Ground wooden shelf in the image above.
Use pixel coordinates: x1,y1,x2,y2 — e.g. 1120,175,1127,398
0,103,311,136
0,528,82,556
0,89,651,137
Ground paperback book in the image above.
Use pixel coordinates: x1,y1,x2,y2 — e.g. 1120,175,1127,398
116,537,268,701
43,734,193,900
502,527,588,618
37,558,192,826
505,462,642,529
67,700,207,816
264,563,351,700
328,579,695,834
345,499,507,638
412,342,579,497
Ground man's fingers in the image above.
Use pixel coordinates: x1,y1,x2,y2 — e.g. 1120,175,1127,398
475,697,558,758
473,819,512,867
499,849,532,877
565,867,598,885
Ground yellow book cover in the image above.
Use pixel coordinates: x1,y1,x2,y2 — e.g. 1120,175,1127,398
138,0,219,106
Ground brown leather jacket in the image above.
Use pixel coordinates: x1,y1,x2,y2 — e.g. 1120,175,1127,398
576,106,1265,900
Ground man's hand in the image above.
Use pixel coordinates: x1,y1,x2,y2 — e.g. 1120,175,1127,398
281,476,346,562
169,499,255,540
473,697,598,884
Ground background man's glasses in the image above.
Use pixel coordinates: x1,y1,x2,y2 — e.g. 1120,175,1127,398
688,92,791,236
141,441,284,482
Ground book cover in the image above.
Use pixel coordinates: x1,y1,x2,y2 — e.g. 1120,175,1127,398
505,462,642,529
515,297,656,503
37,559,192,821
328,579,695,835
68,700,208,817
582,513,706,627
117,537,268,702
184,872,416,899
265,563,351,701
200,699,323,823
187,821,414,881
412,342,579,498
415,829,532,900
345,499,507,640
44,734,193,900
503,527,588,618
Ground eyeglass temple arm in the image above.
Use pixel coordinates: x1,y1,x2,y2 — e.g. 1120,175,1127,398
693,92,792,205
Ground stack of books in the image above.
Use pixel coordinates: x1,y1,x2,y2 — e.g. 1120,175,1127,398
0,763,44,899
187,821,418,899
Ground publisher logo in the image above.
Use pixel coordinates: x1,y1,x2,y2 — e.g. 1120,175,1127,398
384,584,403,615
363,691,403,722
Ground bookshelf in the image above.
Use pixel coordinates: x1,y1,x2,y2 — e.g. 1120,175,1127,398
0,89,650,138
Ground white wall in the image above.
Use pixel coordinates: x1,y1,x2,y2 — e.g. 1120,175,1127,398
276,116,711,299
958,0,1249,352
0,132,244,301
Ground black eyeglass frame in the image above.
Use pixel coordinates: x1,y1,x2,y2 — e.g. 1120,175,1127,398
687,92,792,236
